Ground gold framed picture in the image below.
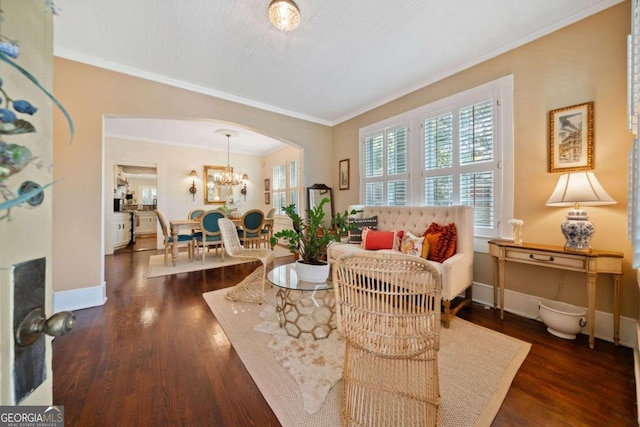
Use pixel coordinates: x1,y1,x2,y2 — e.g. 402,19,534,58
339,159,350,190
548,101,594,172
264,192,270,205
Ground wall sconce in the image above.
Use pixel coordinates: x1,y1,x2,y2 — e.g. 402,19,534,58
188,170,198,201
240,173,249,201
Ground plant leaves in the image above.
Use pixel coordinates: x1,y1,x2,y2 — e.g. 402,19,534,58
0,119,35,135
0,51,74,143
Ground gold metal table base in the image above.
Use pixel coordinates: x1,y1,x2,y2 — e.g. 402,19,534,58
275,288,335,340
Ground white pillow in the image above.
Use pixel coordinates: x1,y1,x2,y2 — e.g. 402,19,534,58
399,231,424,257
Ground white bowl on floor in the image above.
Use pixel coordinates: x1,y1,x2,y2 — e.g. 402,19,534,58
539,300,586,340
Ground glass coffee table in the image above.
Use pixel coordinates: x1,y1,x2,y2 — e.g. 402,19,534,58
267,263,335,340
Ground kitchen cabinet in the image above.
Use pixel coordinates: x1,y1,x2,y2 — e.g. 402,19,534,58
114,212,132,250
136,211,157,236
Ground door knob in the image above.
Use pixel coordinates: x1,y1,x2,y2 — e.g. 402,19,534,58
15,308,76,347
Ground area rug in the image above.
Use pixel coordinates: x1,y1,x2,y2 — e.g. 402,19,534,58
147,246,291,278
203,286,531,427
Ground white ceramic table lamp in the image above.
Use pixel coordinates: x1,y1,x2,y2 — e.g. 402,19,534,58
545,171,616,252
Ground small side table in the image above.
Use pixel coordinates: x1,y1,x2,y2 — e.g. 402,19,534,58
488,240,623,349
267,263,336,340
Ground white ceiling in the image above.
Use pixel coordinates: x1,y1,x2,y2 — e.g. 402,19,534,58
53,0,623,155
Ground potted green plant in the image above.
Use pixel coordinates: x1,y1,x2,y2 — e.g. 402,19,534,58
271,197,339,283
331,207,361,241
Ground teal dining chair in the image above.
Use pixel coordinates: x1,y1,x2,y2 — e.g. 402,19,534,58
238,209,266,248
193,210,225,263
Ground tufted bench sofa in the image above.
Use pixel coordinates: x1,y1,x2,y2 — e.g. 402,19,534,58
327,205,474,327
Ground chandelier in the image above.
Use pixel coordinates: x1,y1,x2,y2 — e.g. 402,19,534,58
214,133,244,187
268,0,300,31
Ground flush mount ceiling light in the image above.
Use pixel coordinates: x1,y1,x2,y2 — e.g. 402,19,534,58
268,0,300,31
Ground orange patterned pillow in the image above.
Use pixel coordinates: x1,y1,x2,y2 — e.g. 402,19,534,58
423,222,457,263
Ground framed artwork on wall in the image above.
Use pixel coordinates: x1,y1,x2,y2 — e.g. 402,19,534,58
339,159,350,190
548,101,594,172
264,192,270,205
264,178,270,191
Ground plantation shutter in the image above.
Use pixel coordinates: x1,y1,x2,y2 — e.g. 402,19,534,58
363,126,409,206
459,100,495,230
288,161,299,213
272,164,286,214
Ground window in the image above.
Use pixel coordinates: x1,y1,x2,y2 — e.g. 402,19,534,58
272,160,300,215
423,100,497,234
363,126,409,205
359,76,514,238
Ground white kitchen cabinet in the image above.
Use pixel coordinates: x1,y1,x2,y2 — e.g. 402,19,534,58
114,212,132,250
136,211,157,236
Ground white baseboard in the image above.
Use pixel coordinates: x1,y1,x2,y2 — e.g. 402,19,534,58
472,282,637,349
52,280,636,348
53,281,107,312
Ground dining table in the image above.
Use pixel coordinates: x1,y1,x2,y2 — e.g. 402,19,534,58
168,217,274,266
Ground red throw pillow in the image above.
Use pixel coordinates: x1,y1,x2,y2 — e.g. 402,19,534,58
423,222,457,262
363,229,397,250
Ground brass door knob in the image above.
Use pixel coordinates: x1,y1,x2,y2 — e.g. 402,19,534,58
15,308,76,347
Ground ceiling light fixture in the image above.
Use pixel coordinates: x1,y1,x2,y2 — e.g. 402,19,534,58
214,132,244,188
268,0,300,31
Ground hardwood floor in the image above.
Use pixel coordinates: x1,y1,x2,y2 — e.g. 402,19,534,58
53,249,637,426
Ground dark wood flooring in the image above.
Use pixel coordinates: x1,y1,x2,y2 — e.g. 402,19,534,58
52,249,637,426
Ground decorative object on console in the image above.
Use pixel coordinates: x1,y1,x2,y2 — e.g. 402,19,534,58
508,218,524,245
188,170,198,201
268,0,300,32
545,171,616,252
548,101,594,172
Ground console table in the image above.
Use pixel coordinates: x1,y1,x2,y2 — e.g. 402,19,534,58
488,239,623,349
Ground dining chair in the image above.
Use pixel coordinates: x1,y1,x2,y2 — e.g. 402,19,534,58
332,252,442,427
187,209,205,220
192,210,225,264
155,209,194,266
238,209,266,248
187,209,205,248
219,218,274,303
262,207,276,245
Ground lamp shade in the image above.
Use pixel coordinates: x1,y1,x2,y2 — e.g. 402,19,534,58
545,172,616,207
546,171,615,252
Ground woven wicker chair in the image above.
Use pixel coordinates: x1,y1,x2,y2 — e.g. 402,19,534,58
219,218,274,303
332,252,442,427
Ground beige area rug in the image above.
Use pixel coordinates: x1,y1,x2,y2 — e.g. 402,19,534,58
203,286,531,427
147,245,291,278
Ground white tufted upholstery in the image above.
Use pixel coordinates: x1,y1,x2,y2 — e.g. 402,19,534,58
328,205,474,327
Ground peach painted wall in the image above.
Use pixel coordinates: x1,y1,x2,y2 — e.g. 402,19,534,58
332,3,635,317
53,60,332,294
